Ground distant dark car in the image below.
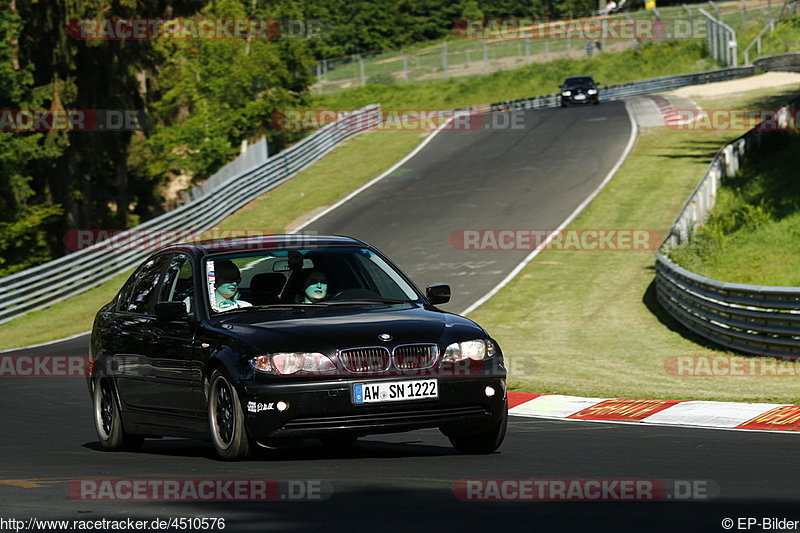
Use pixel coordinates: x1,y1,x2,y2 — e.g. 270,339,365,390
89,235,507,460
559,76,600,106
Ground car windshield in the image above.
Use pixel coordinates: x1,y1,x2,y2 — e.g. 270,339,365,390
204,247,421,313
564,77,594,88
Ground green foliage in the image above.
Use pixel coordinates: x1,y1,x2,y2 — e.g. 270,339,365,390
366,72,397,85
669,132,800,285
132,0,313,186
759,15,800,57
0,2,65,274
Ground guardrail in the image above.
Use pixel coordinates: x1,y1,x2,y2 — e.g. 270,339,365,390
700,8,738,67
655,95,800,357
487,65,755,112
0,105,382,324
743,18,776,65
0,56,793,326
754,51,800,71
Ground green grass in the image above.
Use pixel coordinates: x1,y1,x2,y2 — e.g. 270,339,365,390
315,39,718,111
668,130,800,286
756,15,800,58
0,129,426,351
469,90,800,403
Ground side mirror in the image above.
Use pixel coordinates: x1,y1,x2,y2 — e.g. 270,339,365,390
426,284,451,305
155,301,189,321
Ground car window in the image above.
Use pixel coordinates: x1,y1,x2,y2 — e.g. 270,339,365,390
118,254,169,314
204,248,421,313
158,253,195,314
565,77,594,87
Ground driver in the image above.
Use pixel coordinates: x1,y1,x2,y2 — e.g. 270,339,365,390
213,260,252,310
302,270,328,303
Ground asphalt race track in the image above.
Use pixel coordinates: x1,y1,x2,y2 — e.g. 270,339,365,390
2,103,799,532
307,103,633,312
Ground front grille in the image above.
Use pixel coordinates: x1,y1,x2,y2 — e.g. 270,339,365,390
339,347,391,373
282,406,491,431
392,344,439,370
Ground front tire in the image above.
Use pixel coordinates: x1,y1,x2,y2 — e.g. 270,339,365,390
208,370,251,461
93,378,143,451
447,404,507,454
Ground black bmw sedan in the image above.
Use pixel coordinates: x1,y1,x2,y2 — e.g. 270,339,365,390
559,75,600,106
89,235,507,460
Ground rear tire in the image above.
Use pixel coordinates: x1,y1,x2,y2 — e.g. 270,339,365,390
208,370,251,461
93,378,143,451
447,404,507,454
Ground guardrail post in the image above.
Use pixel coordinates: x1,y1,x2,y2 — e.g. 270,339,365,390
442,42,449,79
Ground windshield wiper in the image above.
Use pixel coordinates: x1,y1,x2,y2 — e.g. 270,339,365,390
320,298,413,306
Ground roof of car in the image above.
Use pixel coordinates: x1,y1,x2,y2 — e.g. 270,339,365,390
564,75,594,82
164,234,367,255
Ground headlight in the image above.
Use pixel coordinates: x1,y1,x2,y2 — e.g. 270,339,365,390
250,353,336,375
442,339,495,363
562,90,572,96
587,89,598,95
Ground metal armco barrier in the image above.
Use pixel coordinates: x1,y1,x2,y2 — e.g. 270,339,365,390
754,51,800,71
655,91,800,357
486,66,756,113
0,105,382,324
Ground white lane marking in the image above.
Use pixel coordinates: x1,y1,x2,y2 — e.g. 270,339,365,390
461,101,639,315
293,115,458,234
0,330,91,354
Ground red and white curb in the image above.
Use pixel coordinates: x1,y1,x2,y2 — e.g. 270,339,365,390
647,94,702,126
508,392,800,433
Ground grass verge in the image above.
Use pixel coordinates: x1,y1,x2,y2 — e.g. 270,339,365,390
669,130,800,286
470,88,800,403
315,40,718,111
0,129,426,351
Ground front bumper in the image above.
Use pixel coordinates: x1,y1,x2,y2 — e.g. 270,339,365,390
239,376,507,442
561,95,598,105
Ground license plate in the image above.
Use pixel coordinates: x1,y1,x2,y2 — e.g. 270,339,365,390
575,94,586,100
353,379,438,404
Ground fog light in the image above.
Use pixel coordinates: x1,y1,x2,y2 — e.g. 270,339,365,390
485,386,495,397
276,401,289,412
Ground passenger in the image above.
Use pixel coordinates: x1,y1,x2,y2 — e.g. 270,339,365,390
302,270,328,303
213,260,252,310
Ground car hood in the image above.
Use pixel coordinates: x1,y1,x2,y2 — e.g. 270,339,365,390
211,305,484,353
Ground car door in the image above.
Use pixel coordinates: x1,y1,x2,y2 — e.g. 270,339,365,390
112,253,170,411
147,253,205,417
